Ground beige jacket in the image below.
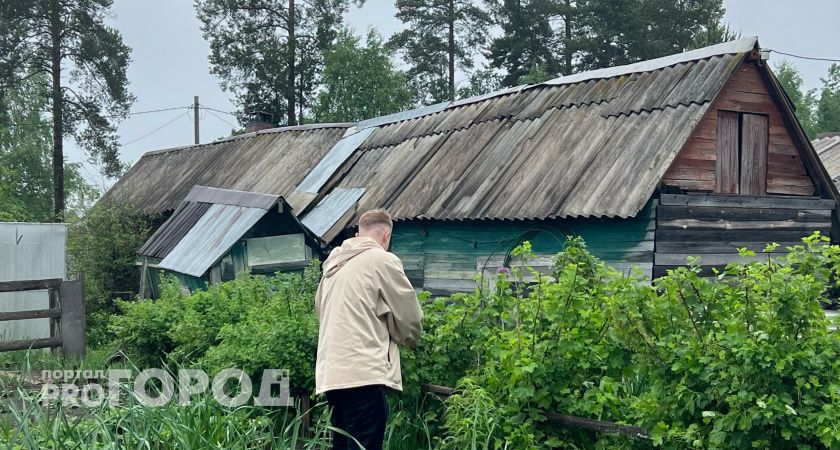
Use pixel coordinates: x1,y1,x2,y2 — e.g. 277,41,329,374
314,237,423,395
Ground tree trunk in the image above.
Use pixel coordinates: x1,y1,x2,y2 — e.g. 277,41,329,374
447,0,455,101
50,0,64,221
564,0,572,76
286,0,297,125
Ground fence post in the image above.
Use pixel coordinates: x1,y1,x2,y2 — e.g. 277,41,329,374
59,280,85,357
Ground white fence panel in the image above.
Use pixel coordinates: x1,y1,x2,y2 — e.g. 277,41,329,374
0,223,67,342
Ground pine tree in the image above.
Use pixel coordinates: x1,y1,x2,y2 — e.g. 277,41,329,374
196,0,355,126
489,0,559,86
0,0,133,220
389,0,491,103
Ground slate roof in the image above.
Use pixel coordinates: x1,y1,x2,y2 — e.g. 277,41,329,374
107,37,806,242
815,133,840,182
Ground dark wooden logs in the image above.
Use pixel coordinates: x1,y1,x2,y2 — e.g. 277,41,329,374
421,384,650,440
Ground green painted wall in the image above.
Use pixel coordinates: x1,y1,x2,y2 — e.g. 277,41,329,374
390,200,656,294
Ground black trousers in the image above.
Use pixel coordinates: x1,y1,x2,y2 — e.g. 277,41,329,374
325,384,388,450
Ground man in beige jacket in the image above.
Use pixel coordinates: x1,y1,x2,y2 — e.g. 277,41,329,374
315,209,423,450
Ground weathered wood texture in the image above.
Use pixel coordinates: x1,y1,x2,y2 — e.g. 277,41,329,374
391,201,656,295
0,279,85,357
740,113,768,195
663,61,815,196
654,194,832,277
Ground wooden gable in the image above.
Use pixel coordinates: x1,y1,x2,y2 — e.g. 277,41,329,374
662,60,816,196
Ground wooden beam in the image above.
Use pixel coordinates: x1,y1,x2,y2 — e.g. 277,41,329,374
0,308,61,321
0,278,62,293
0,336,62,352
659,193,835,210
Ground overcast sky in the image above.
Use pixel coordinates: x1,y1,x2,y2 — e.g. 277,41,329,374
72,0,840,188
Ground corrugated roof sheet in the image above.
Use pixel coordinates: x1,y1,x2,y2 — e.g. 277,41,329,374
102,125,349,214
138,201,213,259
105,38,763,236
815,134,840,182
301,188,366,238
138,185,282,260
158,203,267,277
296,128,376,194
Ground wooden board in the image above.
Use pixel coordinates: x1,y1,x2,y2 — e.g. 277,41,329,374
716,110,740,194
653,196,833,278
739,113,768,195
662,61,816,196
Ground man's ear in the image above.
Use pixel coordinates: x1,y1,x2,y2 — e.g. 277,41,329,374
355,232,359,237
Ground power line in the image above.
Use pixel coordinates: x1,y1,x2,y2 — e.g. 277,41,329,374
110,105,192,118
204,108,237,128
199,104,240,117
121,111,190,146
768,49,840,63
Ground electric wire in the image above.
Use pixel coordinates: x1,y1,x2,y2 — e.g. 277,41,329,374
768,49,840,63
121,110,190,146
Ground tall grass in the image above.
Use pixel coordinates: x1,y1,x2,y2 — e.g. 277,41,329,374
0,349,439,449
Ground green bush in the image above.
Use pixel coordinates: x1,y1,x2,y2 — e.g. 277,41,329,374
106,233,840,449
67,202,157,345
408,234,840,449
109,264,321,396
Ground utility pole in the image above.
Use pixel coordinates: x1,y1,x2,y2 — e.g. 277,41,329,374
193,95,200,144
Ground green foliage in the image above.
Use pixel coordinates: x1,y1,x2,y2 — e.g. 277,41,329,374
488,0,559,87
106,232,840,448
195,0,358,126
0,0,133,218
406,234,840,448
313,28,412,123
518,64,554,85
67,202,155,346
816,63,840,135
389,0,491,103
0,75,98,221
775,61,818,139
111,265,321,396
489,0,727,86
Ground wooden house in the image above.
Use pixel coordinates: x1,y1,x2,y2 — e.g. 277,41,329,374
136,185,320,296
106,37,837,295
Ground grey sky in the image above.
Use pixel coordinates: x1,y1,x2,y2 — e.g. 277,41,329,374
71,0,839,187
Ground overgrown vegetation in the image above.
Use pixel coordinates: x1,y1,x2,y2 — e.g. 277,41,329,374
6,234,840,449
66,203,156,346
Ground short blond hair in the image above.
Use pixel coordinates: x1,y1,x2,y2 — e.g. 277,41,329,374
358,209,392,233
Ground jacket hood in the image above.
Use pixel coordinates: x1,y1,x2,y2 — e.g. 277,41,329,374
323,236,382,277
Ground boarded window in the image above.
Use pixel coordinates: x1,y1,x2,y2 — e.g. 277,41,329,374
715,111,768,195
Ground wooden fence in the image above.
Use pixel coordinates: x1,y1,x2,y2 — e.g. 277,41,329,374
0,278,85,356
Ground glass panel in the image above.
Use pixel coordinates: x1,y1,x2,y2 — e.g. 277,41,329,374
246,234,308,267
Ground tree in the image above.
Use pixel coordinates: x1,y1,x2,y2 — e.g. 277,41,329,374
456,67,502,98
774,61,817,139
489,0,559,86
196,0,357,127
312,29,413,123
0,75,98,222
0,0,133,221
816,63,840,135
389,0,491,103
574,0,725,70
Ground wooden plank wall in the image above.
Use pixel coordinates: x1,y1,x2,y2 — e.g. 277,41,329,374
390,201,656,295
654,194,833,277
662,61,815,196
